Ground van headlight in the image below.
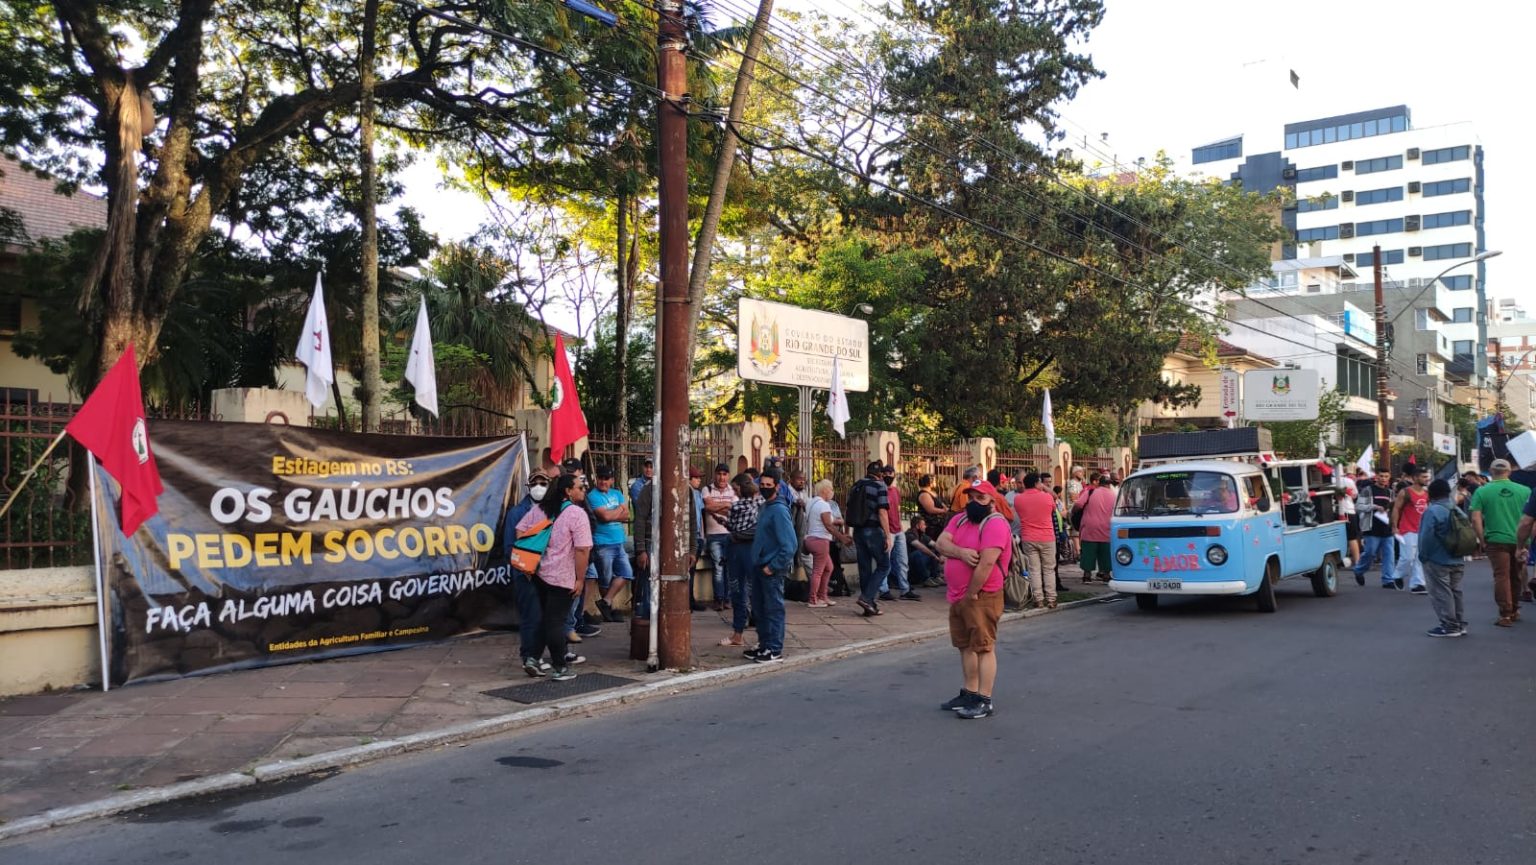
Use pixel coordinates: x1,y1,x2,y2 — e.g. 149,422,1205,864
1115,546,1134,566
1206,545,1228,565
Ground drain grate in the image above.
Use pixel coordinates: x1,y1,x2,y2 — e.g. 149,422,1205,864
483,672,639,705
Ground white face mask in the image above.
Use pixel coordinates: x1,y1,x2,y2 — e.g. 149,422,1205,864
529,483,549,502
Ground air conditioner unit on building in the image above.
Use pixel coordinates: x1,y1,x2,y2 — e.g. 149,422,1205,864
1341,190,1354,202
1342,160,1354,171
1339,223,1355,238
1406,215,1420,231
1409,246,1422,257
1408,147,1420,160
1282,166,1297,179
1408,180,1422,194
1342,253,1355,262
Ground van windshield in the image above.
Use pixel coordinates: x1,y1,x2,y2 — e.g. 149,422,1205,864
1117,471,1242,517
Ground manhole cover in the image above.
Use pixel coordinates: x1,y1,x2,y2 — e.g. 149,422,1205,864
482,673,639,705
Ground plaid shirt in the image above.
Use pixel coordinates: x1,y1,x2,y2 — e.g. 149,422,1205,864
726,495,763,542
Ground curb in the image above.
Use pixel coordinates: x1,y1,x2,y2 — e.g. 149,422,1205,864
0,594,1108,842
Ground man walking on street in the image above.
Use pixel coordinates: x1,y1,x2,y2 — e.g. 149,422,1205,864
1420,479,1468,637
1353,466,1399,588
1392,465,1432,593
935,479,1011,720
1016,472,1059,609
1473,459,1531,627
850,460,895,617
880,463,919,601
747,468,795,663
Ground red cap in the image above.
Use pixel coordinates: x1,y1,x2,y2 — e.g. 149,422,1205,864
964,479,1001,498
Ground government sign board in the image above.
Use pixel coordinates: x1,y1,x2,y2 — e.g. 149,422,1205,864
1243,368,1320,421
1434,433,1456,455
737,298,869,392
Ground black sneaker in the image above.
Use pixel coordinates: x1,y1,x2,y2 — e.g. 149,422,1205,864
575,622,602,638
1409,585,1428,595
1394,578,1405,590
1382,582,1400,590
899,591,922,601
596,598,618,622
955,698,994,720
878,592,897,602
742,646,763,660
583,611,604,627
550,666,577,681
940,690,978,711
1426,626,1463,638
1354,570,1366,586
751,650,783,664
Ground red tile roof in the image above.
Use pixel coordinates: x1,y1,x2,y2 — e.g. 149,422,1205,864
0,154,107,246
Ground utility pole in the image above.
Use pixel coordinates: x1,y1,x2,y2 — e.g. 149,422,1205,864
1373,244,1390,467
655,0,692,669
1493,337,1505,415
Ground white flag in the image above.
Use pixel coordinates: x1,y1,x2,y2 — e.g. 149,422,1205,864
1043,388,1056,451
294,272,334,409
1355,444,1374,476
826,356,850,439
403,295,438,417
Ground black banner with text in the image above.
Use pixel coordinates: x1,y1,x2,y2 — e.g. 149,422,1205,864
92,421,525,685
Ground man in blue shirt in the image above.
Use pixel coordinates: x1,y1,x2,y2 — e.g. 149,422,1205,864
588,465,633,622
629,458,652,506
748,468,796,663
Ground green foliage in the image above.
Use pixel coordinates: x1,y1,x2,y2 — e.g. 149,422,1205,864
1259,385,1348,459
573,318,655,433
1390,441,1448,474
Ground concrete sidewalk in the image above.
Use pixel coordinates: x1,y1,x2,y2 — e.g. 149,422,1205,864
0,577,1112,827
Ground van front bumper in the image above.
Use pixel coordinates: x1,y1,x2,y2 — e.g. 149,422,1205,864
1109,579,1250,595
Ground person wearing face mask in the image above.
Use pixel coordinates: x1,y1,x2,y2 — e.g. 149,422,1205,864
746,467,796,663
506,470,553,675
934,479,1012,720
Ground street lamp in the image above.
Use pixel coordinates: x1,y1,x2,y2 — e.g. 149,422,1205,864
1385,249,1503,326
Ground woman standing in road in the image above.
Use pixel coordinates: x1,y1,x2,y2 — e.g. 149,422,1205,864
515,473,592,681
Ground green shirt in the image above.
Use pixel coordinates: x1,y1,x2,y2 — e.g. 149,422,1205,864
1469,479,1532,545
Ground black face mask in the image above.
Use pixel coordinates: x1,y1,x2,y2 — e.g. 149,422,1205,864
760,486,777,500
965,501,990,524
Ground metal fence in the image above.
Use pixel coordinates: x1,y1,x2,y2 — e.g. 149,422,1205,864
0,398,91,570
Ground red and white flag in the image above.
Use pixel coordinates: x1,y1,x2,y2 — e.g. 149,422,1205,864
66,344,164,535
547,333,588,459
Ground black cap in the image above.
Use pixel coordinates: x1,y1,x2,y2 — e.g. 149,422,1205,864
595,464,615,479
867,459,885,474
560,457,583,473
714,463,730,474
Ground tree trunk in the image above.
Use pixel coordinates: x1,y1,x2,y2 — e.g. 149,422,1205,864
684,0,774,363
358,0,383,432
615,192,631,435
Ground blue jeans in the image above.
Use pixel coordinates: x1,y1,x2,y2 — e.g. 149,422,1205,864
881,534,910,593
707,535,731,604
909,546,939,586
751,570,786,654
1355,534,1396,585
855,526,891,606
512,568,543,661
592,543,633,590
727,541,755,632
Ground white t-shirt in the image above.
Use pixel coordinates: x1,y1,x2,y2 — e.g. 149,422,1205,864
806,497,834,540
1338,478,1357,515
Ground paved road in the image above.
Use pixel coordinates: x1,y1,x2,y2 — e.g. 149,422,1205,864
8,562,1536,864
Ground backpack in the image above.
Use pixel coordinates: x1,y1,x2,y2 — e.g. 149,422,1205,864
1070,487,1096,532
844,480,873,528
1442,505,1479,557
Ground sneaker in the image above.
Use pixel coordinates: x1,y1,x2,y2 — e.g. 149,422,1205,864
563,653,587,666
940,690,978,711
1394,578,1405,590
1382,582,1399,590
1354,570,1366,587
856,598,878,617
878,592,897,602
550,666,577,681
583,611,604,627
523,658,549,677
955,698,994,720
742,646,763,660
751,650,783,664
1426,626,1463,638
575,622,602,638
1410,585,1428,595
596,598,618,622
899,591,922,601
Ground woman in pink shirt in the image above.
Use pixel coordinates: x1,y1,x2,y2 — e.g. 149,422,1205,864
515,474,592,681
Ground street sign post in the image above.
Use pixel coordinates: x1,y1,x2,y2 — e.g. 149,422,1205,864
1218,369,1240,429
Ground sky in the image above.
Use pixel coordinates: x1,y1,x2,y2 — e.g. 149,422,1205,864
398,0,1532,335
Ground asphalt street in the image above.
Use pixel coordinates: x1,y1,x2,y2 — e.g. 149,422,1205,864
7,561,1535,865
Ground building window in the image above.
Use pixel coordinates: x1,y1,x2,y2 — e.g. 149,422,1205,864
1442,275,1473,290
1452,307,1474,323
1357,249,1405,267
1421,145,1471,165
0,298,20,334
1422,178,1472,197
1297,165,1339,182
1416,353,1429,375
1423,242,1474,261
1421,210,1472,229
1356,218,1404,237
1193,138,1242,164
1355,155,1404,174
1354,187,1404,206
1415,309,1431,331
1298,194,1338,212
1285,113,1407,150
1296,226,1340,243
1453,340,1474,356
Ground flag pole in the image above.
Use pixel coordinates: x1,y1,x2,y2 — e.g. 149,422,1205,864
0,428,69,524
86,454,111,692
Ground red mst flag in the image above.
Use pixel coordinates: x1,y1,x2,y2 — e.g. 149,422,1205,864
65,344,164,535
547,333,589,460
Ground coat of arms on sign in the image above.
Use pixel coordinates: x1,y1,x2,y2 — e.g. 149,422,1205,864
749,314,781,373
1271,375,1291,395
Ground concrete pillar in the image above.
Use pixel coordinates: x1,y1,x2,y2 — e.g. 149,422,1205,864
210,387,313,426
863,431,901,470
967,437,998,476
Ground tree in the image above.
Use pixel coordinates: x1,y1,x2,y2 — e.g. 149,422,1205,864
1260,386,1348,459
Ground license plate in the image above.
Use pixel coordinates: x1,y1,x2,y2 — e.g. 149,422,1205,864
1148,579,1182,591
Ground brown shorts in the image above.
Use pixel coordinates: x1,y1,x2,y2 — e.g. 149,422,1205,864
948,590,1004,653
